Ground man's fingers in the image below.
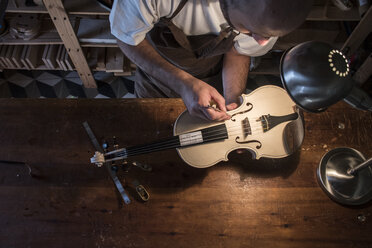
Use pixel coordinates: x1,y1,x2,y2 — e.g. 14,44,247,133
201,107,230,121
210,92,227,113
226,102,238,111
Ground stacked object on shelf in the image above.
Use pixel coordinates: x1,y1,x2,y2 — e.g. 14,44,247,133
9,14,41,40
0,45,43,69
41,44,74,70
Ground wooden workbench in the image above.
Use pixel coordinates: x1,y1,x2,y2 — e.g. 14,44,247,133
0,98,371,248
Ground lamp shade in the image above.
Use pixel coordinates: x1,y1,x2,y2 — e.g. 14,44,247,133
280,41,354,112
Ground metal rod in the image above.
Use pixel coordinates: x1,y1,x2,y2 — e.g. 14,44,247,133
348,157,372,175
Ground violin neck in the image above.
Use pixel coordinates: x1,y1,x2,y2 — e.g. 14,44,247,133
104,123,228,161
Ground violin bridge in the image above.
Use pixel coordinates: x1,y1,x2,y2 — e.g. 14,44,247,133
242,117,251,138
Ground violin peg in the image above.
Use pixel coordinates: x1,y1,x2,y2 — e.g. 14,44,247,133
113,136,119,149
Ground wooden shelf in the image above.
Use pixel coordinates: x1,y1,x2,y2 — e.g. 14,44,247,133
2,64,64,70
0,18,117,47
1,59,130,73
2,65,114,72
80,43,117,47
6,0,110,15
0,45,132,75
0,18,62,45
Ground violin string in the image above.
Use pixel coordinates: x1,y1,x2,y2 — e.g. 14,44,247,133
117,117,268,156
112,124,268,158
114,123,267,158
110,110,298,157
127,121,261,150
126,120,265,152
121,130,237,157
112,120,268,157
114,127,227,157
105,112,298,158
124,127,266,158
115,128,227,157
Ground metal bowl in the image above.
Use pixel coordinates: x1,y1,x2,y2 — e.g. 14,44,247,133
317,147,372,205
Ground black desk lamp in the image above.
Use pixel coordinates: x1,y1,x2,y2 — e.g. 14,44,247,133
280,41,372,205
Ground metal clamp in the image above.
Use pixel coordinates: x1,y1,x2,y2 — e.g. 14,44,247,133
132,180,150,201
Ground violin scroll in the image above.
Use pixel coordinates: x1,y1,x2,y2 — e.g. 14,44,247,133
90,151,105,167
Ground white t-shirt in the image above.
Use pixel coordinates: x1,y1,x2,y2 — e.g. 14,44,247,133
110,0,278,57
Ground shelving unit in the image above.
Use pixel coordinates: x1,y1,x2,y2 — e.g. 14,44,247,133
6,0,110,15
0,0,370,87
1,0,123,88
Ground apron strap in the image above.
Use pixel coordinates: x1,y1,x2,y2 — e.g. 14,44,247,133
158,0,237,57
161,0,193,52
168,0,189,20
195,25,239,58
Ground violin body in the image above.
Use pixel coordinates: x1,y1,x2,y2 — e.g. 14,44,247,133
90,85,304,169
174,85,304,168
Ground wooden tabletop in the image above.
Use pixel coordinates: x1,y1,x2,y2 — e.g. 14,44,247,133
0,98,371,248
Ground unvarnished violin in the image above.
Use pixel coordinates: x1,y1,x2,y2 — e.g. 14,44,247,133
90,85,305,168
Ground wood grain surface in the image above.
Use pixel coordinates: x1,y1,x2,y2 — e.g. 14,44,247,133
0,99,371,248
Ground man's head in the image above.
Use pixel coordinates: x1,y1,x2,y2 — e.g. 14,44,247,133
220,0,313,45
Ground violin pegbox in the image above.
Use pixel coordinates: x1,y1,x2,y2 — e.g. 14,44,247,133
90,151,105,167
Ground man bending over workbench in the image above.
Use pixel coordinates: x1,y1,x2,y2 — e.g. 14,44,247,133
110,0,312,120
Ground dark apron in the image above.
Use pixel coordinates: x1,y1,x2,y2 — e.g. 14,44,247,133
135,0,238,98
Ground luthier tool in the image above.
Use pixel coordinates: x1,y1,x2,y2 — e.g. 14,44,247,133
83,121,150,205
83,121,131,204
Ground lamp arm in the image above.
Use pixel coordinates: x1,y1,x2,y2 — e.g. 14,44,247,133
343,86,372,112
347,157,372,175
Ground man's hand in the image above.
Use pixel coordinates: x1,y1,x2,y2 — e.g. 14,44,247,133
181,78,231,121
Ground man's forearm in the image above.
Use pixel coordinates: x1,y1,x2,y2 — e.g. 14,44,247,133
117,38,231,121
117,38,193,95
222,46,251,104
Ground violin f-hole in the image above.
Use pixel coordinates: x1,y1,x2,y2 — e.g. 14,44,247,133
231,103,253,121
235,136,262,149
